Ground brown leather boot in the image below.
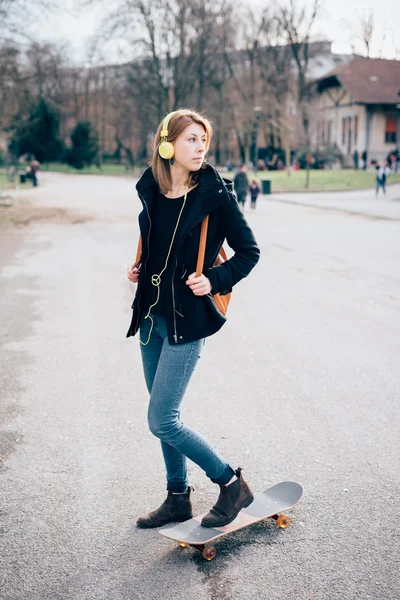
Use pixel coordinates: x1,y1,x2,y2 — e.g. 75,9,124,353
201,468,254,528
136,487,193,529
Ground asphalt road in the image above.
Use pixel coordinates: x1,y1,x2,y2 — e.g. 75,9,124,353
1,173,399,600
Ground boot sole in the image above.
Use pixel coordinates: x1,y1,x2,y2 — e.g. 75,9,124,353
136,514,193,529
201,494,254,528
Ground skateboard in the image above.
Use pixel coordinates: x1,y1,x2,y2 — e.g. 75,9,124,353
159,481,304,561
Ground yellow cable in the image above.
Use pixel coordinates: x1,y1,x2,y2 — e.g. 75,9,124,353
140,184,189,346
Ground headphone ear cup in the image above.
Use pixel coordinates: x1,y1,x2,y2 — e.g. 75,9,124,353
159,141,175,160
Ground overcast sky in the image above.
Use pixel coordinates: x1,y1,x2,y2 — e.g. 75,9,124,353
28,0,400,65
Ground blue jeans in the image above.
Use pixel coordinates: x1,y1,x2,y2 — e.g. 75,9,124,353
139,313,235,492
376,180,386,195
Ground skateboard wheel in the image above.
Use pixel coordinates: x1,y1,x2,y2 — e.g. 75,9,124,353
276,515,290,529
178,542,189,547
202,546,217,561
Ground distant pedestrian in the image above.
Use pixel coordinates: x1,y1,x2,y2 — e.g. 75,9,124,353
6,165,16,183
257,159,265,171
386,152,395,170
362,149,368,171
249,180,260,209
234,164,249,211
353,149,359,170
29,159,40,187
375,162,390,197
394,148,399,173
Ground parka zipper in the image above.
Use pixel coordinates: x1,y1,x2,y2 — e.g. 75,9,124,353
142,196,152,272
172,258,178,343
134,195,179,344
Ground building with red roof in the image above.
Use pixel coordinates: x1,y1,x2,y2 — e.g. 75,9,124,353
313,58,400,165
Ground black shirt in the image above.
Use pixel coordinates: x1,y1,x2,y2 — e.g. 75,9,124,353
140,186,198,316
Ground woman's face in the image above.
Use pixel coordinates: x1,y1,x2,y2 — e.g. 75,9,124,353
172,123,207,172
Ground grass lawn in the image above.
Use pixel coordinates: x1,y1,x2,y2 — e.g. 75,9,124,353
0,170,31,191
219,169,400,193
39,163,137,176
3,164,400,193
44,164,400,191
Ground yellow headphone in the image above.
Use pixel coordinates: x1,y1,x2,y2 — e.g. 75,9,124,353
158,111,178,160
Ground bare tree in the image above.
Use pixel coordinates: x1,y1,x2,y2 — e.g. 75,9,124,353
278,0,321,187
0,43,21,131
257,9,295,173
0,0,57,41
360,10,374,58
24,42,67,104
0,0,61,134
221,4,300,169
190,0,234,111
0,38,77,154
82,0,235,161
204,9,236,165
222,6,271,163
87,0,200,115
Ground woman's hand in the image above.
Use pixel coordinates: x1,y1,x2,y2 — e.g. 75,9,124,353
127,263,140,283
186,273,212,296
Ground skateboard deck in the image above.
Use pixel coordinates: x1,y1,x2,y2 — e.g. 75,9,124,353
159,481,304,560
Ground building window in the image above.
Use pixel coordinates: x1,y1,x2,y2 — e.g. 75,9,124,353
328,121,332,144
385,132,396,143
342,118,345,145
385,115,397,143
354,115,358,145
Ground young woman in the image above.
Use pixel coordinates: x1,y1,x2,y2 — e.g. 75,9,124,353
126,109,260,529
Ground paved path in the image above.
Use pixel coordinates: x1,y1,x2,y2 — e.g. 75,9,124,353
268,182,400,220
1,172,400,599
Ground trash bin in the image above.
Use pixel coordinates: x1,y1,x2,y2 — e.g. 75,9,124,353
261,179,271,194
20,174,27,184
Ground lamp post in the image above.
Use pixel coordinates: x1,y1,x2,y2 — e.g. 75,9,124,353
251,106,261,168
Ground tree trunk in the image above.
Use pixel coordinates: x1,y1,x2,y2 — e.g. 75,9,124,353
303,106,311,188
285,142,291,176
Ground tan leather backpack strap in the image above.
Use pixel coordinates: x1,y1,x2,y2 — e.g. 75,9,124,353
135,235,142,267
196,216,209,277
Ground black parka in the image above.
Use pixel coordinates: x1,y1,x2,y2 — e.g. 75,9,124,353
126,163,260,345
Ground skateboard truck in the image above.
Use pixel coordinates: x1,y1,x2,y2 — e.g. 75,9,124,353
177,512,290,561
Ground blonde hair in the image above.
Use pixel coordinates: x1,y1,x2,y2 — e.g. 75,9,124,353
151,109,213,194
